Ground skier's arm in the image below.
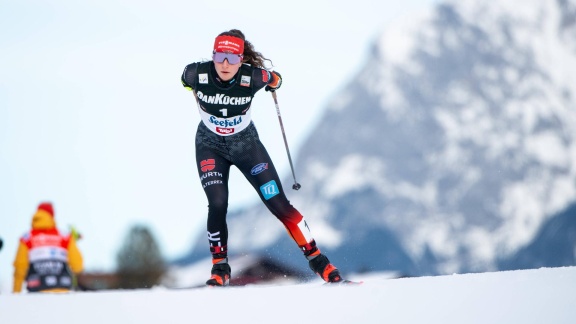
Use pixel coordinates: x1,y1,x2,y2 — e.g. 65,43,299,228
252,69,282,92
265,71,282,92
67,236,84,274
182,63,199,91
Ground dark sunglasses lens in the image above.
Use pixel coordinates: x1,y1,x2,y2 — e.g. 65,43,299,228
213,52,241,64
228,55,241,64
213,52,225,62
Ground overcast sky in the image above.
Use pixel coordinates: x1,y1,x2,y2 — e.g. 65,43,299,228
0,0,437,291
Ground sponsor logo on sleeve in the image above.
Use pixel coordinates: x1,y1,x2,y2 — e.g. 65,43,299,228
200,159,216,172
251,163,269,175
200,171,223,181
260,180,279,200
262,70,270,82
241,75,251,87
199,73,208,84
203,179,223,188
200,163,225,188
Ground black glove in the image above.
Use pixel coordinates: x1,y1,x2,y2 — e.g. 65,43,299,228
265,71,282,92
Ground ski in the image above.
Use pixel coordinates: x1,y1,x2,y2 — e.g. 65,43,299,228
324,280,364,286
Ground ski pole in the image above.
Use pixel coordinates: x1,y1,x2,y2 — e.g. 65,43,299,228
271,91,301,190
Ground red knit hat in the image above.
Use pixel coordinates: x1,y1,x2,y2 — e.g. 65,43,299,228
213,35,244,54
37,202,54,218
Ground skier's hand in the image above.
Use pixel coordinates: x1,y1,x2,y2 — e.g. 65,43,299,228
265,71,282,92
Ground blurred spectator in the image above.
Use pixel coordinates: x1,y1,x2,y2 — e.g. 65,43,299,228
13,202,83,293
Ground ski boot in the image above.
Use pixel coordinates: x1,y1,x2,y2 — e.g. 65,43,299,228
206,262,231,287
309,254,344,283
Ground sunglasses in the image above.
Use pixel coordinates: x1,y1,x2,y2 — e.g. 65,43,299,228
212,51,243,64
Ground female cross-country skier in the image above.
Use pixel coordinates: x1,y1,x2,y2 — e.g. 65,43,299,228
181,29,348,286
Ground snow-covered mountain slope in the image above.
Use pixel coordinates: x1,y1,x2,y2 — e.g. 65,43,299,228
1,267,574,324
318,0,576,274
499,203,576,269
180,0,576,276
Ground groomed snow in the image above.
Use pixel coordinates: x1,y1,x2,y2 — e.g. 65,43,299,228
1,266,574,324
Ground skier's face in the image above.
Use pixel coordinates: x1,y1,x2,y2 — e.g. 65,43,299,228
214,57,241,81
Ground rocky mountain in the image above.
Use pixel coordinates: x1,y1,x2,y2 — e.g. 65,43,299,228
178,0,576,277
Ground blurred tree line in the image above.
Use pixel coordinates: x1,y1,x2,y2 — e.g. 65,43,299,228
77,224,168,290
115,225,167,289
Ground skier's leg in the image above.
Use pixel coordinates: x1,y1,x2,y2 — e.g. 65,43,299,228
233,126,344,282
196,152,231,260
196,128,233,286
233,129,318,254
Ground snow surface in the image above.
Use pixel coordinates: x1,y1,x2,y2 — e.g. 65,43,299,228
1,267,574,324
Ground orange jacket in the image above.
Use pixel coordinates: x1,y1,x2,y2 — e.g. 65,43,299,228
13,204,83,293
